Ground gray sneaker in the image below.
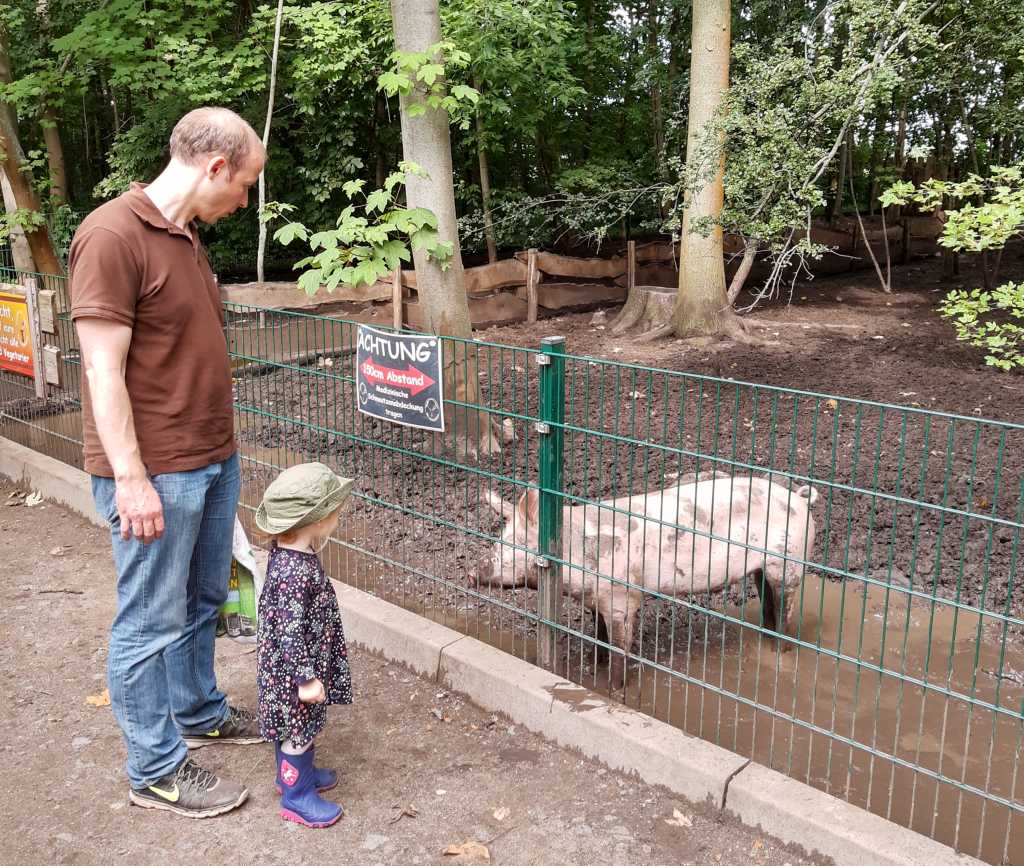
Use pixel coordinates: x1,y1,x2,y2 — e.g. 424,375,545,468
128,758,248,818
183,705,262,749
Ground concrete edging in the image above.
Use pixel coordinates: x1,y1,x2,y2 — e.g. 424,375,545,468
0,435,986,866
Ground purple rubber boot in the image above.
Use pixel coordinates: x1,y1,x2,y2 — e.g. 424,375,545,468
276,744,343,828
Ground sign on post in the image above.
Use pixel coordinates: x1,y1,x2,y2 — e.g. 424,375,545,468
0,285,35,379
356,324,444,431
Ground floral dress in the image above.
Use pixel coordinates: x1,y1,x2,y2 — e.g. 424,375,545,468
257,545,353,747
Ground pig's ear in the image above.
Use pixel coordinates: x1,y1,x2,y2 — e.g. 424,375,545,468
484,489,514,522
516,487,540,524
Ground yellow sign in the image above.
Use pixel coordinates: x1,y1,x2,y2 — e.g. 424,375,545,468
0,290,34,378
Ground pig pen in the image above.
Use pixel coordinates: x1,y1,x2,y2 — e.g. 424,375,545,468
228,304,1024,866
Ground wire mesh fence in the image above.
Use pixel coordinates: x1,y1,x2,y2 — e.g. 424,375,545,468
1,271,1021,864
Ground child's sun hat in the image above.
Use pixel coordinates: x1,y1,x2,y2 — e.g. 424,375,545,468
255,462,354,535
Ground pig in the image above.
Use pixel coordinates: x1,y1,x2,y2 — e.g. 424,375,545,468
478,471,819,686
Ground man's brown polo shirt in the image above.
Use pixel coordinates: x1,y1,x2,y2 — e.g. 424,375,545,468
69,183,235,478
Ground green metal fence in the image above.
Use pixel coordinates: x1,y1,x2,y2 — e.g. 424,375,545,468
0,269,1021,865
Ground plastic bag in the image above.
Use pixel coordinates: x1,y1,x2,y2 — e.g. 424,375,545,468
217,516,265,643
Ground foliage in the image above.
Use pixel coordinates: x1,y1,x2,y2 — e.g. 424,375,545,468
1,0,1021,282
938,284,1024,371
378,41,479,129
272,163,452,294
884,164,1024,370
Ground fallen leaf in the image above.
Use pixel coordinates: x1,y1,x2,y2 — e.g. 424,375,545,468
493,806,510,821
750,839,765,856
443,841,490,861
628,390,645,399
825,399,838,411
388,803,419,824
86,689,110,708
664,808,693,828
24,491,43,507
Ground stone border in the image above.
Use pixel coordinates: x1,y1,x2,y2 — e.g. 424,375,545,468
0,435,985,866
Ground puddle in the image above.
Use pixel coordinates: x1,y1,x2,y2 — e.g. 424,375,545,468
579,574,1024,865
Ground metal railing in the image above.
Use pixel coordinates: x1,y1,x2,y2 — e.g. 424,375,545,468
1,269,1021,864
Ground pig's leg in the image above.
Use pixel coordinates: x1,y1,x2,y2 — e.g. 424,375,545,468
594,611,610,663
606,591,642,691
753,568,779,632
762,554,798,651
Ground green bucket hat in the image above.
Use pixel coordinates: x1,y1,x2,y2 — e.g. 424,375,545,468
255,462,354,535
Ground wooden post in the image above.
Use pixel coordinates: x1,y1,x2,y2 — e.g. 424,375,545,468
627,239,636,293
526,248,539,323
392,267,403,331
20,276,46,398
900,217,911,265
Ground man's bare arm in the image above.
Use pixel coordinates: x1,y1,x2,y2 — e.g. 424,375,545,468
76,317,164,543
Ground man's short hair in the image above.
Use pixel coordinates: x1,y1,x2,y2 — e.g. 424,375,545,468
169,107,262,172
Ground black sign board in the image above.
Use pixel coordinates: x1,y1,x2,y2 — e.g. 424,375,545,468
356,325,445,431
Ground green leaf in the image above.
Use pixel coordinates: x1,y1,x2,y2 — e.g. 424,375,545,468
342,179,366,198
410,226,439,252
365,188,390,214
416,63,444,86
298,268,323,296
384,172,406,194
274,222,308,246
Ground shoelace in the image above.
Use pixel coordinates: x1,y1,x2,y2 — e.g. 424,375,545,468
226,705,256,726
176,759,218,792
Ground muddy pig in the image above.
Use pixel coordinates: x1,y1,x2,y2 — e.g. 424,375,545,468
478,472,819,686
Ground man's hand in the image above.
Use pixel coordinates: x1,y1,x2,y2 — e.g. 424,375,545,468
298,679,326,704
115,474,165,544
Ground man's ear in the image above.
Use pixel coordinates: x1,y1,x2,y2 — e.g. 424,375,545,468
205,155,229,179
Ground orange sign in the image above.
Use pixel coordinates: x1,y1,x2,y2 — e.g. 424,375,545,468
0,290,34,378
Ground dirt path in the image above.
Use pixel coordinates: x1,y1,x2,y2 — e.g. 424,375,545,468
0,476,822,866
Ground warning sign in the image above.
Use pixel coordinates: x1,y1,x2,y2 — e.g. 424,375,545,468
356,325,444,431
0,290,34,379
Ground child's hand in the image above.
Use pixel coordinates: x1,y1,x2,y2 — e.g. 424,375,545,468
298,678,326,704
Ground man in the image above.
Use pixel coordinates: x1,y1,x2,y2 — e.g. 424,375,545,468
70,107,266,818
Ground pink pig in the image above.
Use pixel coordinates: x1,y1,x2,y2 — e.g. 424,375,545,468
479,472,820,686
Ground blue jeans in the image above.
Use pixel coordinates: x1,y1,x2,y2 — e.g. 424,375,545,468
92,452,241,789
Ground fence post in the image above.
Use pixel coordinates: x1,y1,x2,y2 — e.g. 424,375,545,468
536,335,565,671
21,275,46,399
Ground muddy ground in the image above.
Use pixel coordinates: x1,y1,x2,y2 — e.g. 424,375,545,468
0,478,823,866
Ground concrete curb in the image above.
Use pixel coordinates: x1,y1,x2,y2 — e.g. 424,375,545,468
0,437,102,526
0,436,986,866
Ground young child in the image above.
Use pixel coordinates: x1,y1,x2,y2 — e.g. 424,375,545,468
255,462,355,828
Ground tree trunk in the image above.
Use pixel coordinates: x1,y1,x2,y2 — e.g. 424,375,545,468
1,167,36,271
866,109,885,216
40,106,67,207
830,133,848,225
0,28,61,276
389,0,498,457
726,238,758,305
257,0,286,284
374,91,387,189
473,76,497,264
648,0,666,186
672,0,733,338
